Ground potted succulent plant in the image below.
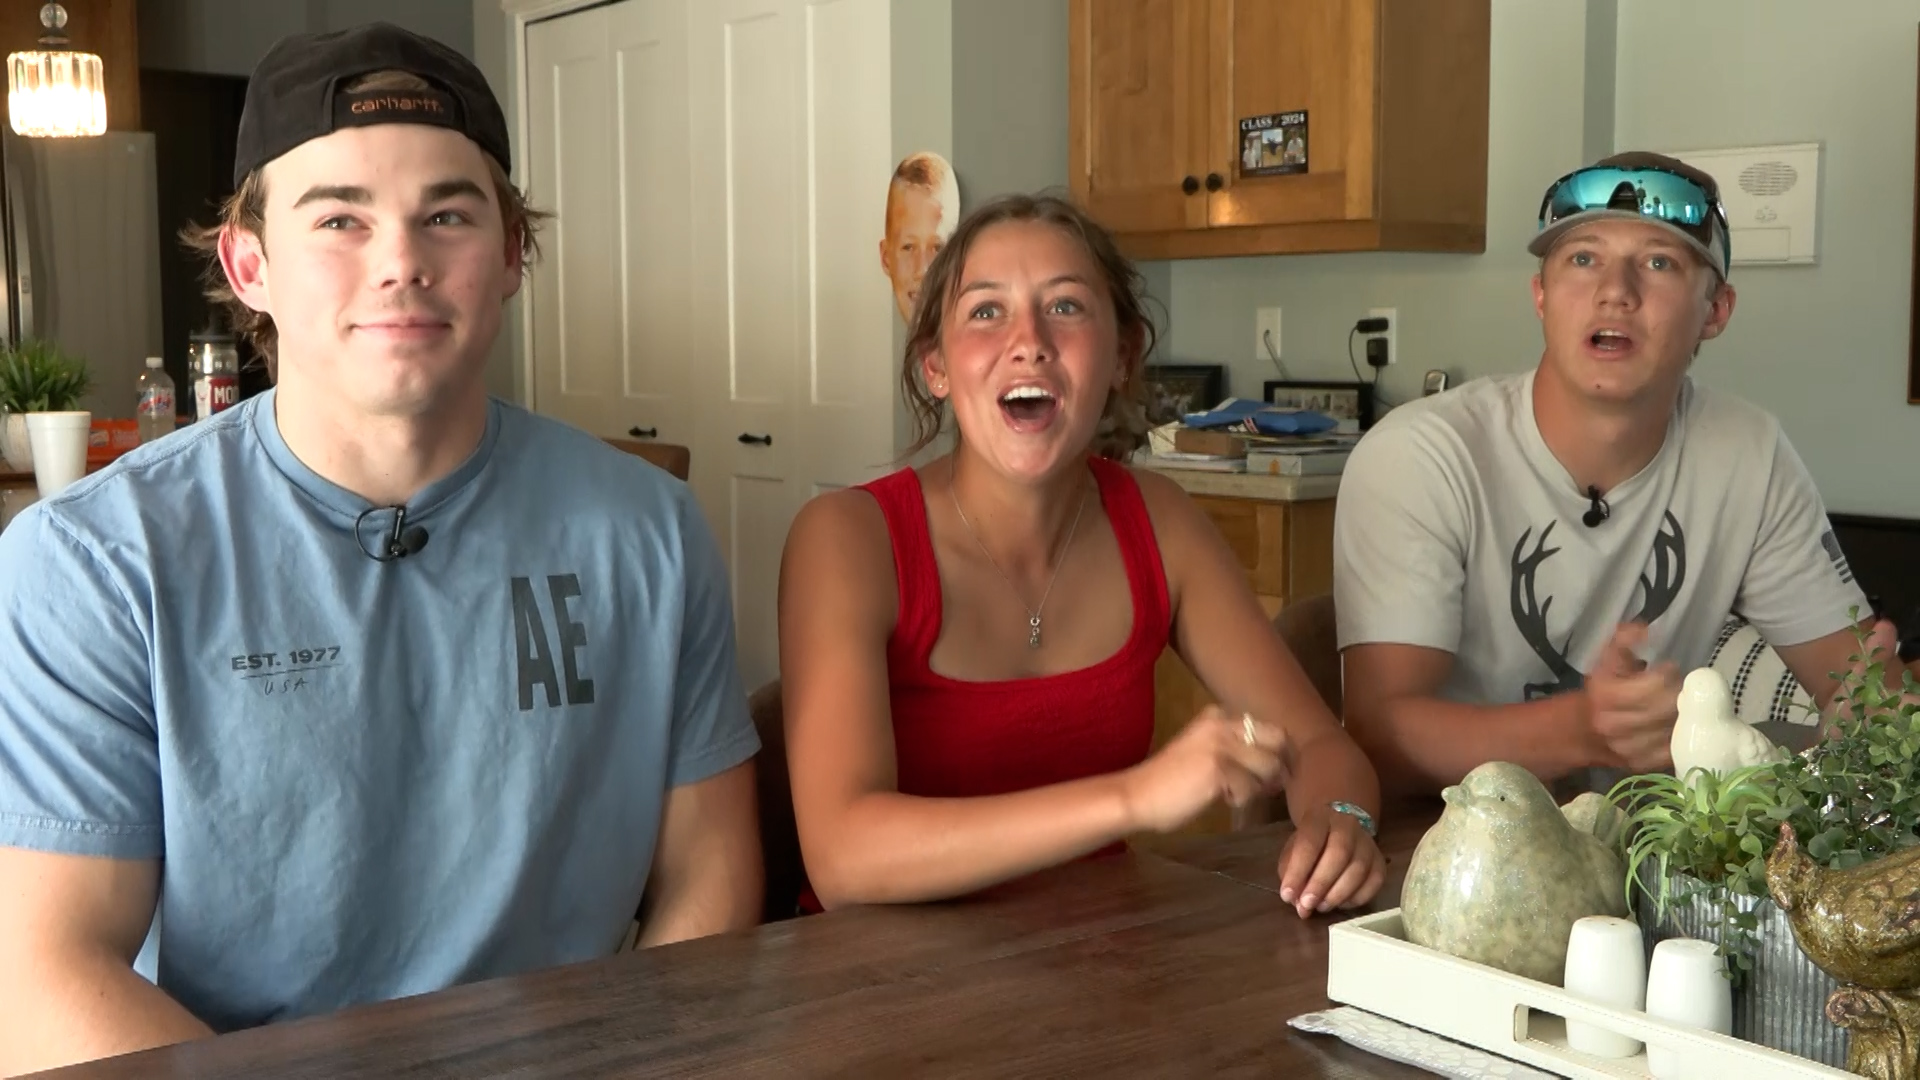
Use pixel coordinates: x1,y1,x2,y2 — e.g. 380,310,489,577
1608,619,1920,1069
0,338,93,477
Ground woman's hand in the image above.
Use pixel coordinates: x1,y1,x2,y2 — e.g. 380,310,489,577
1278,803,1387,919
1120,706,1291,834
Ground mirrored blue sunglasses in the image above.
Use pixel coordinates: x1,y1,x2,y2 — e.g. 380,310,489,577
1537,165,1730,274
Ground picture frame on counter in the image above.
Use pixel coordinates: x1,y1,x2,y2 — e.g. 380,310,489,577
1144,364,1227,424
1263,380,1375,432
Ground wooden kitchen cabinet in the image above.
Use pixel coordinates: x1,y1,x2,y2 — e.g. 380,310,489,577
1068,0,1490,260
1152,492,1336,834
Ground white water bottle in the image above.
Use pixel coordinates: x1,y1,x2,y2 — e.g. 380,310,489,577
136,356,176,444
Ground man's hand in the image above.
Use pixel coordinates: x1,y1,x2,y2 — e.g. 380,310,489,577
1582,622,1682,771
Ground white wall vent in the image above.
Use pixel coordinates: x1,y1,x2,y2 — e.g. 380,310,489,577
1665,142,1821,266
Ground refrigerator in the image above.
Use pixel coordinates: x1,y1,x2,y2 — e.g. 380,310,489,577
0,126,164,421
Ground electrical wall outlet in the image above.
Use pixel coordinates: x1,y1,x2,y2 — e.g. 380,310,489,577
1256,306,1282,361
1368,307,1397,365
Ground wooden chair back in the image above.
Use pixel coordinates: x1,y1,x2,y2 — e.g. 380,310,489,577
605,438,691,481
749,679,809,921
1274,592,1342,717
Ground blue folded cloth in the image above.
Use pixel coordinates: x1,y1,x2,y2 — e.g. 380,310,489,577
1182,398,1340,435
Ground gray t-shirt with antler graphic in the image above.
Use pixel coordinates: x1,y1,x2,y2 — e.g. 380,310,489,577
1333,370,1865,782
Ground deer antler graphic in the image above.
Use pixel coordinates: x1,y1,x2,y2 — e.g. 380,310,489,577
1510,522,1584,700
1630,512,1687,626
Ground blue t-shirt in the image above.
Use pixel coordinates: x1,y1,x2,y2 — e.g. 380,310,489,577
0,391,759,1032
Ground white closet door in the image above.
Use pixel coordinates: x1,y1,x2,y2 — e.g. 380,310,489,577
526,1,696,452
604,1,697,448
525,0,894,693
794,0,896,493
689,0,803,694
688,0,893,693
525,9,616,437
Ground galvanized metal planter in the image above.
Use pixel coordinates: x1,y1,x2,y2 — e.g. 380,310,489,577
1634,861,1847,1069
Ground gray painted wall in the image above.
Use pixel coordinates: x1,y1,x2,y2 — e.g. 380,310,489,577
1581,0,1615,163
950,0,1067,204
1614,0,1920,516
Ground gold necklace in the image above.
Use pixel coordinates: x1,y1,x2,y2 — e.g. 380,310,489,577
948,472,1092,650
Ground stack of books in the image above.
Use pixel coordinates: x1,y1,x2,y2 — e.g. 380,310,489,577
1137,426,1358,476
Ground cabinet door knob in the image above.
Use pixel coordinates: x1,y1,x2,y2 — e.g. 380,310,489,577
738,432,773,446
1205,172,1223,192
627,425,657,439
1181,175,1199,195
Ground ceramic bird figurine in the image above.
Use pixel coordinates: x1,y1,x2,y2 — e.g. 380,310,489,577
1826,986,1920,1080
1561,790,1628,850
1768,822,1920,1080
1671,667,1786,782
1401,762,1629,986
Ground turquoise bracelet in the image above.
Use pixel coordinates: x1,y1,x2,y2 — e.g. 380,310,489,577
1330,801,1377,837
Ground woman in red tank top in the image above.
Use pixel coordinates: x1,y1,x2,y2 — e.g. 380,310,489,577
778,194,1384,918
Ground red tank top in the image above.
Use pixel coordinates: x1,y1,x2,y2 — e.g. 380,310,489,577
865,457,1171,805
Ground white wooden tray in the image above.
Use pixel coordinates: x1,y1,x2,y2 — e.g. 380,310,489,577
1324,909,1850,1079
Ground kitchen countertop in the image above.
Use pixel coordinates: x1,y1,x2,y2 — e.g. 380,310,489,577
1,463,104,490
1,486,38,533
1139,464,1342,502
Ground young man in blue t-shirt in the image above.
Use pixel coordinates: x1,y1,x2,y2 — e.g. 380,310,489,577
0,23,762,1074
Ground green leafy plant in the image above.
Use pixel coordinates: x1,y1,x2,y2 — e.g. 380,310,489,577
1609,616,1920,981
0,339,92,413
1610,763,1788,979
1779,630,1920,869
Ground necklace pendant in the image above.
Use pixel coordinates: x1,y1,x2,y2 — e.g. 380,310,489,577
1028,614,1042,650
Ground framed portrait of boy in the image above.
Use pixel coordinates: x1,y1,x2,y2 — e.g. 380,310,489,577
1143,364,1227,425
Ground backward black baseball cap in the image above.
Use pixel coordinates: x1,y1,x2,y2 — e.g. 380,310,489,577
232,22,511,186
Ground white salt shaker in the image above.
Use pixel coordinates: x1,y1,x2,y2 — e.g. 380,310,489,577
1644,937,1734,1079
1562,916,1648,1058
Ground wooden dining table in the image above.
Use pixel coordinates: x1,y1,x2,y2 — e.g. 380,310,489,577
38,803,1448,1079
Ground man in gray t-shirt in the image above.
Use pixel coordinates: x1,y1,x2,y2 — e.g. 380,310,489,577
0,24,761,1075
1334,150,1895,799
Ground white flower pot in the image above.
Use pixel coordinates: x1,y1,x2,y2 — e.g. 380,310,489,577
0,412,29,471
24,410,89,497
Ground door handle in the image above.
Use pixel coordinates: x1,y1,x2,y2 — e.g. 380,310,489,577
1181,175,1199,195
1205,172,1223,192
738,433,772,446
627,425,657,438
